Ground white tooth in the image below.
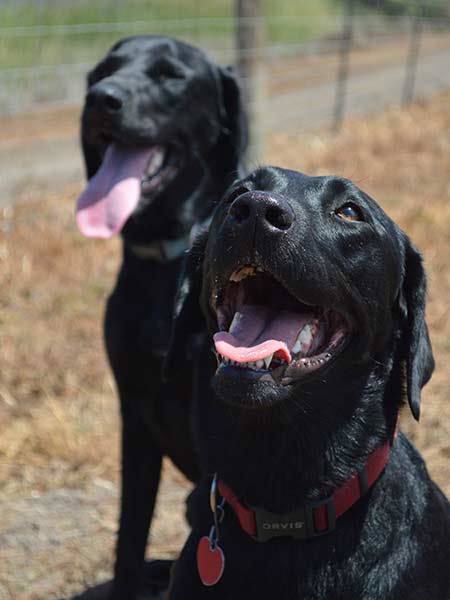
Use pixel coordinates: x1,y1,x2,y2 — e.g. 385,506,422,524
300,325,313,346
255,360,264,369
146,147,165,176
293,325,313,355
292,339,302,354
229,266,256,283
263,354,273,370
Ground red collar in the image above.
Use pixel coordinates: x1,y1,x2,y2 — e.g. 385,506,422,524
217,435,395,542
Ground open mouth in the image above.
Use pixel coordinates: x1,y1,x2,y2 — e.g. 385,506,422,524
75,137,181,239
97,132,180,195
212,266,349,385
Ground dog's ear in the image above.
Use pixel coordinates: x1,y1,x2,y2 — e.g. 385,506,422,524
398,238,434,421
216,65,248,164
163,231,208,381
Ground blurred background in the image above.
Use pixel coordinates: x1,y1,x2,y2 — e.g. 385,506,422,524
1,1,449,599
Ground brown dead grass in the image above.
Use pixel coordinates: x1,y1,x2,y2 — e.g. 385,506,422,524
0,190,122,498
0,90,449,506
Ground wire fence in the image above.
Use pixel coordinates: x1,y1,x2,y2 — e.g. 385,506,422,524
1,2,450,168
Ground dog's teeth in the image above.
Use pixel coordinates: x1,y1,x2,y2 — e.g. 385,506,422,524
263,354,273,370
292,339,302,355
222,357,274,370
229,266,257,283
146,147,165,176
292,324,313,355
244,361,258,370
301,324,314,346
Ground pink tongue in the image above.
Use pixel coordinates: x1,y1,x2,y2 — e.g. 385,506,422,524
213,305,310,363
75,143,155,239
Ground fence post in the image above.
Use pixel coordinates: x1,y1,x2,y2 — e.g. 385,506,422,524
402,4,425,105
332,0,354,133
236,0,264,160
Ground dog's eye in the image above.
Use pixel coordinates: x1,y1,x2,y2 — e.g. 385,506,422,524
335,203,364,222
150,61,185,83
154,73,167,82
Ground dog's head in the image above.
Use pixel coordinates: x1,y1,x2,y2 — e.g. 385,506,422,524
166,167,433,422
76,35,246,243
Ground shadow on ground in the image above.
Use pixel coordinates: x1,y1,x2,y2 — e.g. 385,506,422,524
69,560,171,600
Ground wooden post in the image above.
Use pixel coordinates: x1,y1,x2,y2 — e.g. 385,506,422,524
402,5,425,105
332,0,354,133
236,0,264,160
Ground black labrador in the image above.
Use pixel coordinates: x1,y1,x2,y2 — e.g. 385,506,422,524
165,167,450,599
76,35,247,600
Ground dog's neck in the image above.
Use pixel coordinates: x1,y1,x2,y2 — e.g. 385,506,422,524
198,346,402,515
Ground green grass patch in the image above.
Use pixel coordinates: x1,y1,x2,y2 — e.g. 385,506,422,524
0,0,344,71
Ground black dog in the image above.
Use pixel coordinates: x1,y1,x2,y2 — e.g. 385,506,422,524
76,35,247,599
165,167,450,599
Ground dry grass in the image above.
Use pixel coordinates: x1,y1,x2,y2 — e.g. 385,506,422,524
1,90,449,507
0,190,122,498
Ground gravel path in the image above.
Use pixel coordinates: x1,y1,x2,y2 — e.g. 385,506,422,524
0,476,190,600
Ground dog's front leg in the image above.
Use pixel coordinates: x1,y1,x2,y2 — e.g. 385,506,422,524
109,412,163,600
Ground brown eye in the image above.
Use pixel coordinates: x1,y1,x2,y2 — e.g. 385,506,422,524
336,203,363,222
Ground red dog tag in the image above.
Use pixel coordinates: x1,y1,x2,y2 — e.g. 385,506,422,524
197,536,225,586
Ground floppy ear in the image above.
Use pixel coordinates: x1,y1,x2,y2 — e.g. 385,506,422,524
216,65,248,167
398,239,434,421
163,231,208,381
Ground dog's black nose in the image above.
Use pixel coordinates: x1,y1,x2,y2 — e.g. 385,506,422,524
229,191,294,232
85,82,126,112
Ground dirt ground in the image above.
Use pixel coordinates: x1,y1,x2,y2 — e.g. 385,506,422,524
1,91,450,599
